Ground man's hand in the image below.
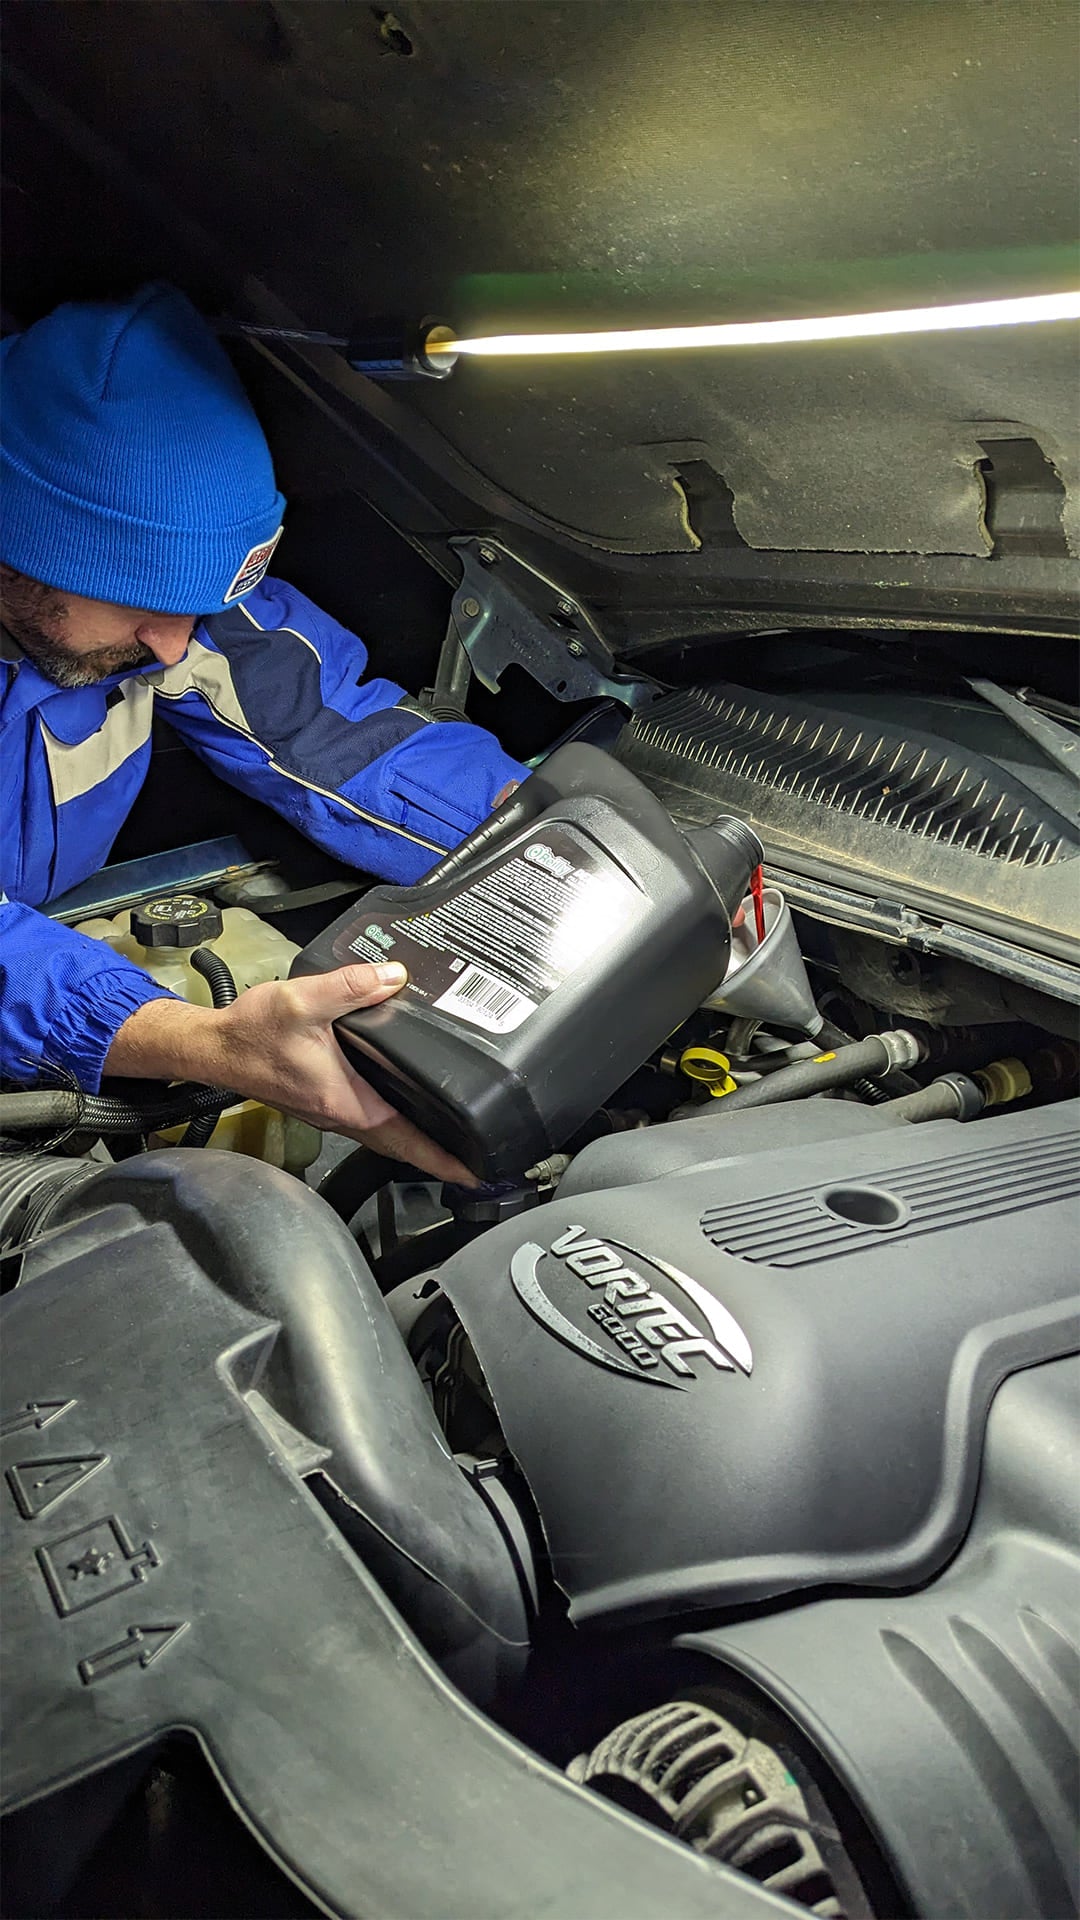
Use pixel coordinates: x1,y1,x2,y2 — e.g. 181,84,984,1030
104,961,477,1185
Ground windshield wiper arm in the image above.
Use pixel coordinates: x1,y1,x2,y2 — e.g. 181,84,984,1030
1014,685,1080,730
967,676,1079,781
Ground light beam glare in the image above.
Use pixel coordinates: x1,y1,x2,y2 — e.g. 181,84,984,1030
428,290,1080,360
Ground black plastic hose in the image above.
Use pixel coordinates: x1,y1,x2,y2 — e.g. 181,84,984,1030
0,1081,236,1137
182,948,239,1146
190,944,238,1007
853,1076,893,1105
885,1074,985,1124
710,1030,922,1115
815,1017,908,1103
317,1149,423,1224
0,1091,82,1133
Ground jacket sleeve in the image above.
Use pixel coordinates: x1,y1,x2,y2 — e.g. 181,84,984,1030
0,894,175,1091
153,578,527,884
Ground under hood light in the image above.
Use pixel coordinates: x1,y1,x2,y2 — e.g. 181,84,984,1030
428,289,1080,361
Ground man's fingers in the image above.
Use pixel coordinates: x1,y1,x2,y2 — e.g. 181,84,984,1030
356,1110,479,1187
244,964,478,1183
289,960,408,1024
327,1049,478,1183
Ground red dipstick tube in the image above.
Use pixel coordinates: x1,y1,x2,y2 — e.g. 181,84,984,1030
750,864,766,944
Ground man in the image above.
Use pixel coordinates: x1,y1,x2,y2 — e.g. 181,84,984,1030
1,284,525,1180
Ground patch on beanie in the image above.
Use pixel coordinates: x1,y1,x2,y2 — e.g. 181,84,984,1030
224,527,283,603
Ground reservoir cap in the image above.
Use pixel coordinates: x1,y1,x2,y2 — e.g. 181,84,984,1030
131,893,223,948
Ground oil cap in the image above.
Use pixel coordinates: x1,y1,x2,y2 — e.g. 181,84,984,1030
131,893,223,948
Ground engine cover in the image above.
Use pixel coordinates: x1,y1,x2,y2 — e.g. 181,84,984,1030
437,1100,1080,1625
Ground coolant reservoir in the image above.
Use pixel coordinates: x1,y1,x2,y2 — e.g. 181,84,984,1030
150,1100,321,1176
78,893,319,1174
77,893,300,1004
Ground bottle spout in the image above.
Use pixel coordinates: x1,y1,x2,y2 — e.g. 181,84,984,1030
684,816,764,917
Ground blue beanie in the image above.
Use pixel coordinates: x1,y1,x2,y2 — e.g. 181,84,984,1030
0,284,286,614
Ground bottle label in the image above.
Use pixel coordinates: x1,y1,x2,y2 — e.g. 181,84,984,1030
338,825,640,1036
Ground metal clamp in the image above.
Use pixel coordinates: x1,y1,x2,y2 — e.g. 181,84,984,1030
878,1029,926,1072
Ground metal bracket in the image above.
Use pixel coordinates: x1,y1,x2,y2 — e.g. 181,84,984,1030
448,537,664,714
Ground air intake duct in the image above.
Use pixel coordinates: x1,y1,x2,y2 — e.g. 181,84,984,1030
49,1152,533,1705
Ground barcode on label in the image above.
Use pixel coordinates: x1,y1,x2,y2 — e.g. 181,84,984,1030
433,963,537,1035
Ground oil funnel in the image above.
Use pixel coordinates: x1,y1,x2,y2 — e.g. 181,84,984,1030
703,886,822,1035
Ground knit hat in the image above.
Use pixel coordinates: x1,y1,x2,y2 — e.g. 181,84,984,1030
0,284,286,614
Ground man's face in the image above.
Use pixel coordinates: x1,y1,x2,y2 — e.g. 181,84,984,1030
0,568,197,688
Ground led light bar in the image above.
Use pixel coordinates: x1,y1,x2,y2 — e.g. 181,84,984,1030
427,289,1080,360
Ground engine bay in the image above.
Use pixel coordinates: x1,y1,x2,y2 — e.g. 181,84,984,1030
2,1086,1077,1920
3,3,1079,1912
2,576,1079,1920
3,765,1078,1918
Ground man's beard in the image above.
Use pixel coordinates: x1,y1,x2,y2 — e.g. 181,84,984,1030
8,618,156,689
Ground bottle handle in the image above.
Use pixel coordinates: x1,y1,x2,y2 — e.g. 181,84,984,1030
416,744,615,887
417,777,547,887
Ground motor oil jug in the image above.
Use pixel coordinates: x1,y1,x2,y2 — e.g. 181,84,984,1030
292,744,762,1180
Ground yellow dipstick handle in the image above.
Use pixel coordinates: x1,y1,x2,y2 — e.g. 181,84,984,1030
679,1046,737,1099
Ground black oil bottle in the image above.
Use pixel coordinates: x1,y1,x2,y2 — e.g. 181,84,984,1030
292,745,762,1180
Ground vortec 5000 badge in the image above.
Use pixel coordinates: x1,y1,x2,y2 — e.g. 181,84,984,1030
510,1226,752,1389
